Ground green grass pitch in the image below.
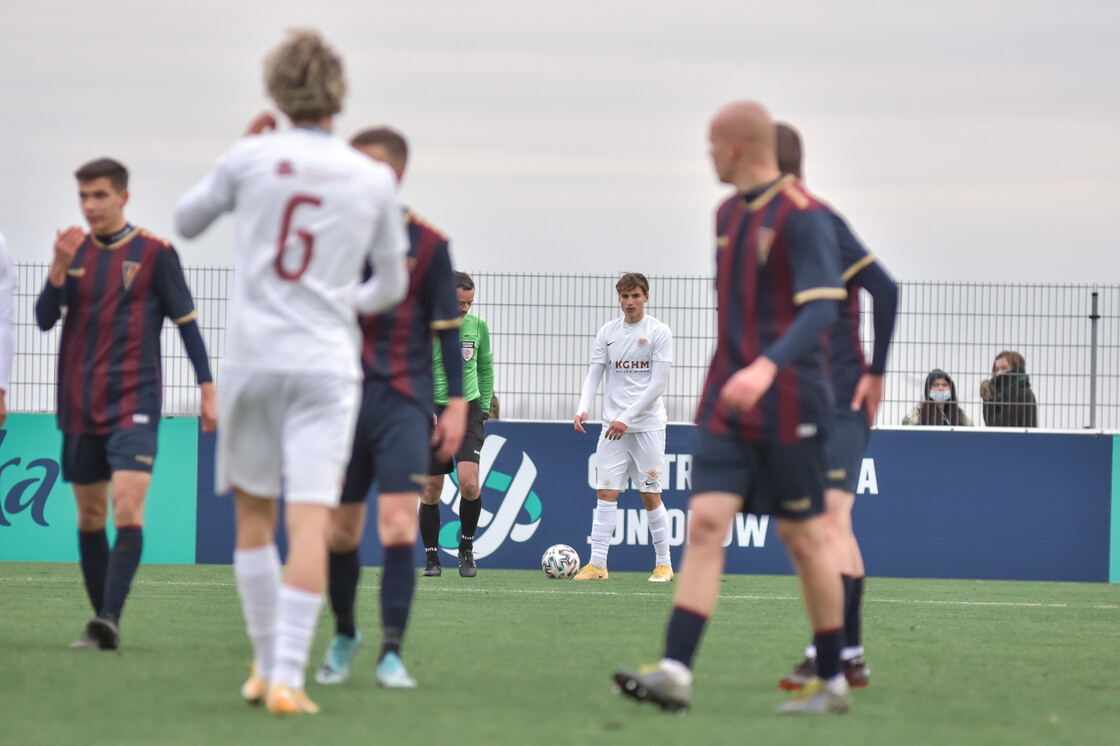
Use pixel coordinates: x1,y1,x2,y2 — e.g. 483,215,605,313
2,562,1118,745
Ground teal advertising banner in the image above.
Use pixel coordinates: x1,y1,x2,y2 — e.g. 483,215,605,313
0,414,198,563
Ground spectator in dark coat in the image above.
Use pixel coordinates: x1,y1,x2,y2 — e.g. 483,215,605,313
980,350,1038,427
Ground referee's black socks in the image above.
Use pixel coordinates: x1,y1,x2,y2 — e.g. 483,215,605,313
459,497,482,549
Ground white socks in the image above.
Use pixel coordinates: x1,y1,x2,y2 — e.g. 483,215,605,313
271,585,325,690
647,503,671,567
234,544,281,682
589,499,618,568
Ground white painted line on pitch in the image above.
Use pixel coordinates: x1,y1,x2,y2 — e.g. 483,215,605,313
2,575,1117,609
413,585,1116,609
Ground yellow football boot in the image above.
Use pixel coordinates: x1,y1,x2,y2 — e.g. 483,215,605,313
265,683,320,715
573,563,608,580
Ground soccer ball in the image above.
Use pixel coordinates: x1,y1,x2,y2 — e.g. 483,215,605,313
541,544,580,579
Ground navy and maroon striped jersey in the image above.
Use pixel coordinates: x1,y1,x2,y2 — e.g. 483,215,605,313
696,175,845,443
827,213,874,407
359,210,459,412
825,211,897,410
43,227,197,434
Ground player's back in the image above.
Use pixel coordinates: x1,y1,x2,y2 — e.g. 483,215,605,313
224,129,400,378
360,210,458,410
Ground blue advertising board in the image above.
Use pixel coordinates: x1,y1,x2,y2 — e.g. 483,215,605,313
194,422,1114,582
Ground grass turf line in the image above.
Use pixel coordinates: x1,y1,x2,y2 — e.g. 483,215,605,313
1,562,1118,745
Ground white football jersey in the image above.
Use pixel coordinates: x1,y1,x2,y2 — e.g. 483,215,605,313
590,314,672,431
0,231,15,392
176,128,407,379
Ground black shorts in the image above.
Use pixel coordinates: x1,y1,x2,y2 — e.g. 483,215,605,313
340,380,430,503
824,409,871,493
61,426,159,485
690,427,826,520
429,399,485,476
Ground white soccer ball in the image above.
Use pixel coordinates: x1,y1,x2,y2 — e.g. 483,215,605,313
541,544,580,579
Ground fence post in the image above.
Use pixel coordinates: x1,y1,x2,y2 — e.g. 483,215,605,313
1090,290,1100,429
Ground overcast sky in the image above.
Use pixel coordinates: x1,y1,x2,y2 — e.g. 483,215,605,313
2,1,1118,283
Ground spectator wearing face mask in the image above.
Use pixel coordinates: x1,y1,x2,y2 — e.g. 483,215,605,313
980,350,1038,428
901,369,973,426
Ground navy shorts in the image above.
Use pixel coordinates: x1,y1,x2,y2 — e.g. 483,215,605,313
690,427,827,520
340,380,431,503
429,398,485,476
61,425,159,485
825,409,871,493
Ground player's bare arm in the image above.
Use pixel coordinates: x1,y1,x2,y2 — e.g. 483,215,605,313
50,226,85,286
719,357,778,413
199,381,218,433
851,373,884,424
434,397,468,461
245,111,278,135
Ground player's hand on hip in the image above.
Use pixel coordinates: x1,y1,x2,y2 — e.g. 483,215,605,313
719,357,778,413
434,397,468,462
199,382,218,434
851,373,883,424
605,420,628,440
245,111,278,136
574,412,587,434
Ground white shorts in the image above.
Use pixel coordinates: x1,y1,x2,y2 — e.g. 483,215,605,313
594,429,665,493
216,369,361,506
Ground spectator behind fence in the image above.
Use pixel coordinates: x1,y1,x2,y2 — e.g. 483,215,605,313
980,350,1038,428
902,369,973,426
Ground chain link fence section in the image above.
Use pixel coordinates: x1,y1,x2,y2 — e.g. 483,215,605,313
9,264,1120,430
9,263,231,418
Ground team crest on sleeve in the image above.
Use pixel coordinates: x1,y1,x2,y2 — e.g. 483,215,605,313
637,337,648,348
461,340,475,361
757,227,775,265
122,261,141,291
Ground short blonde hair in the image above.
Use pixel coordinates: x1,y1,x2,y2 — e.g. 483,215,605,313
264,29,346,121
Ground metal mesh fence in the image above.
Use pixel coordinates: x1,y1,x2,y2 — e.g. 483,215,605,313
10,263,231,418
10,265,1120,430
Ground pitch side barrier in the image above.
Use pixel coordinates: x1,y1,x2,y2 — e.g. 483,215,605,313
3,415,1118,582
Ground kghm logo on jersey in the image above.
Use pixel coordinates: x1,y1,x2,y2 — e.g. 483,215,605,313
436,435,541,558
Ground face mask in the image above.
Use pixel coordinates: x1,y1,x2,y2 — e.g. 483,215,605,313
929,389,951,403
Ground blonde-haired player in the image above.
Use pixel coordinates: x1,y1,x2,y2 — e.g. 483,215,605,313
175,29,409,715
573,272,674,582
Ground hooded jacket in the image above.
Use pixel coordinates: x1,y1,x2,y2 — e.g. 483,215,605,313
901,369,973,426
